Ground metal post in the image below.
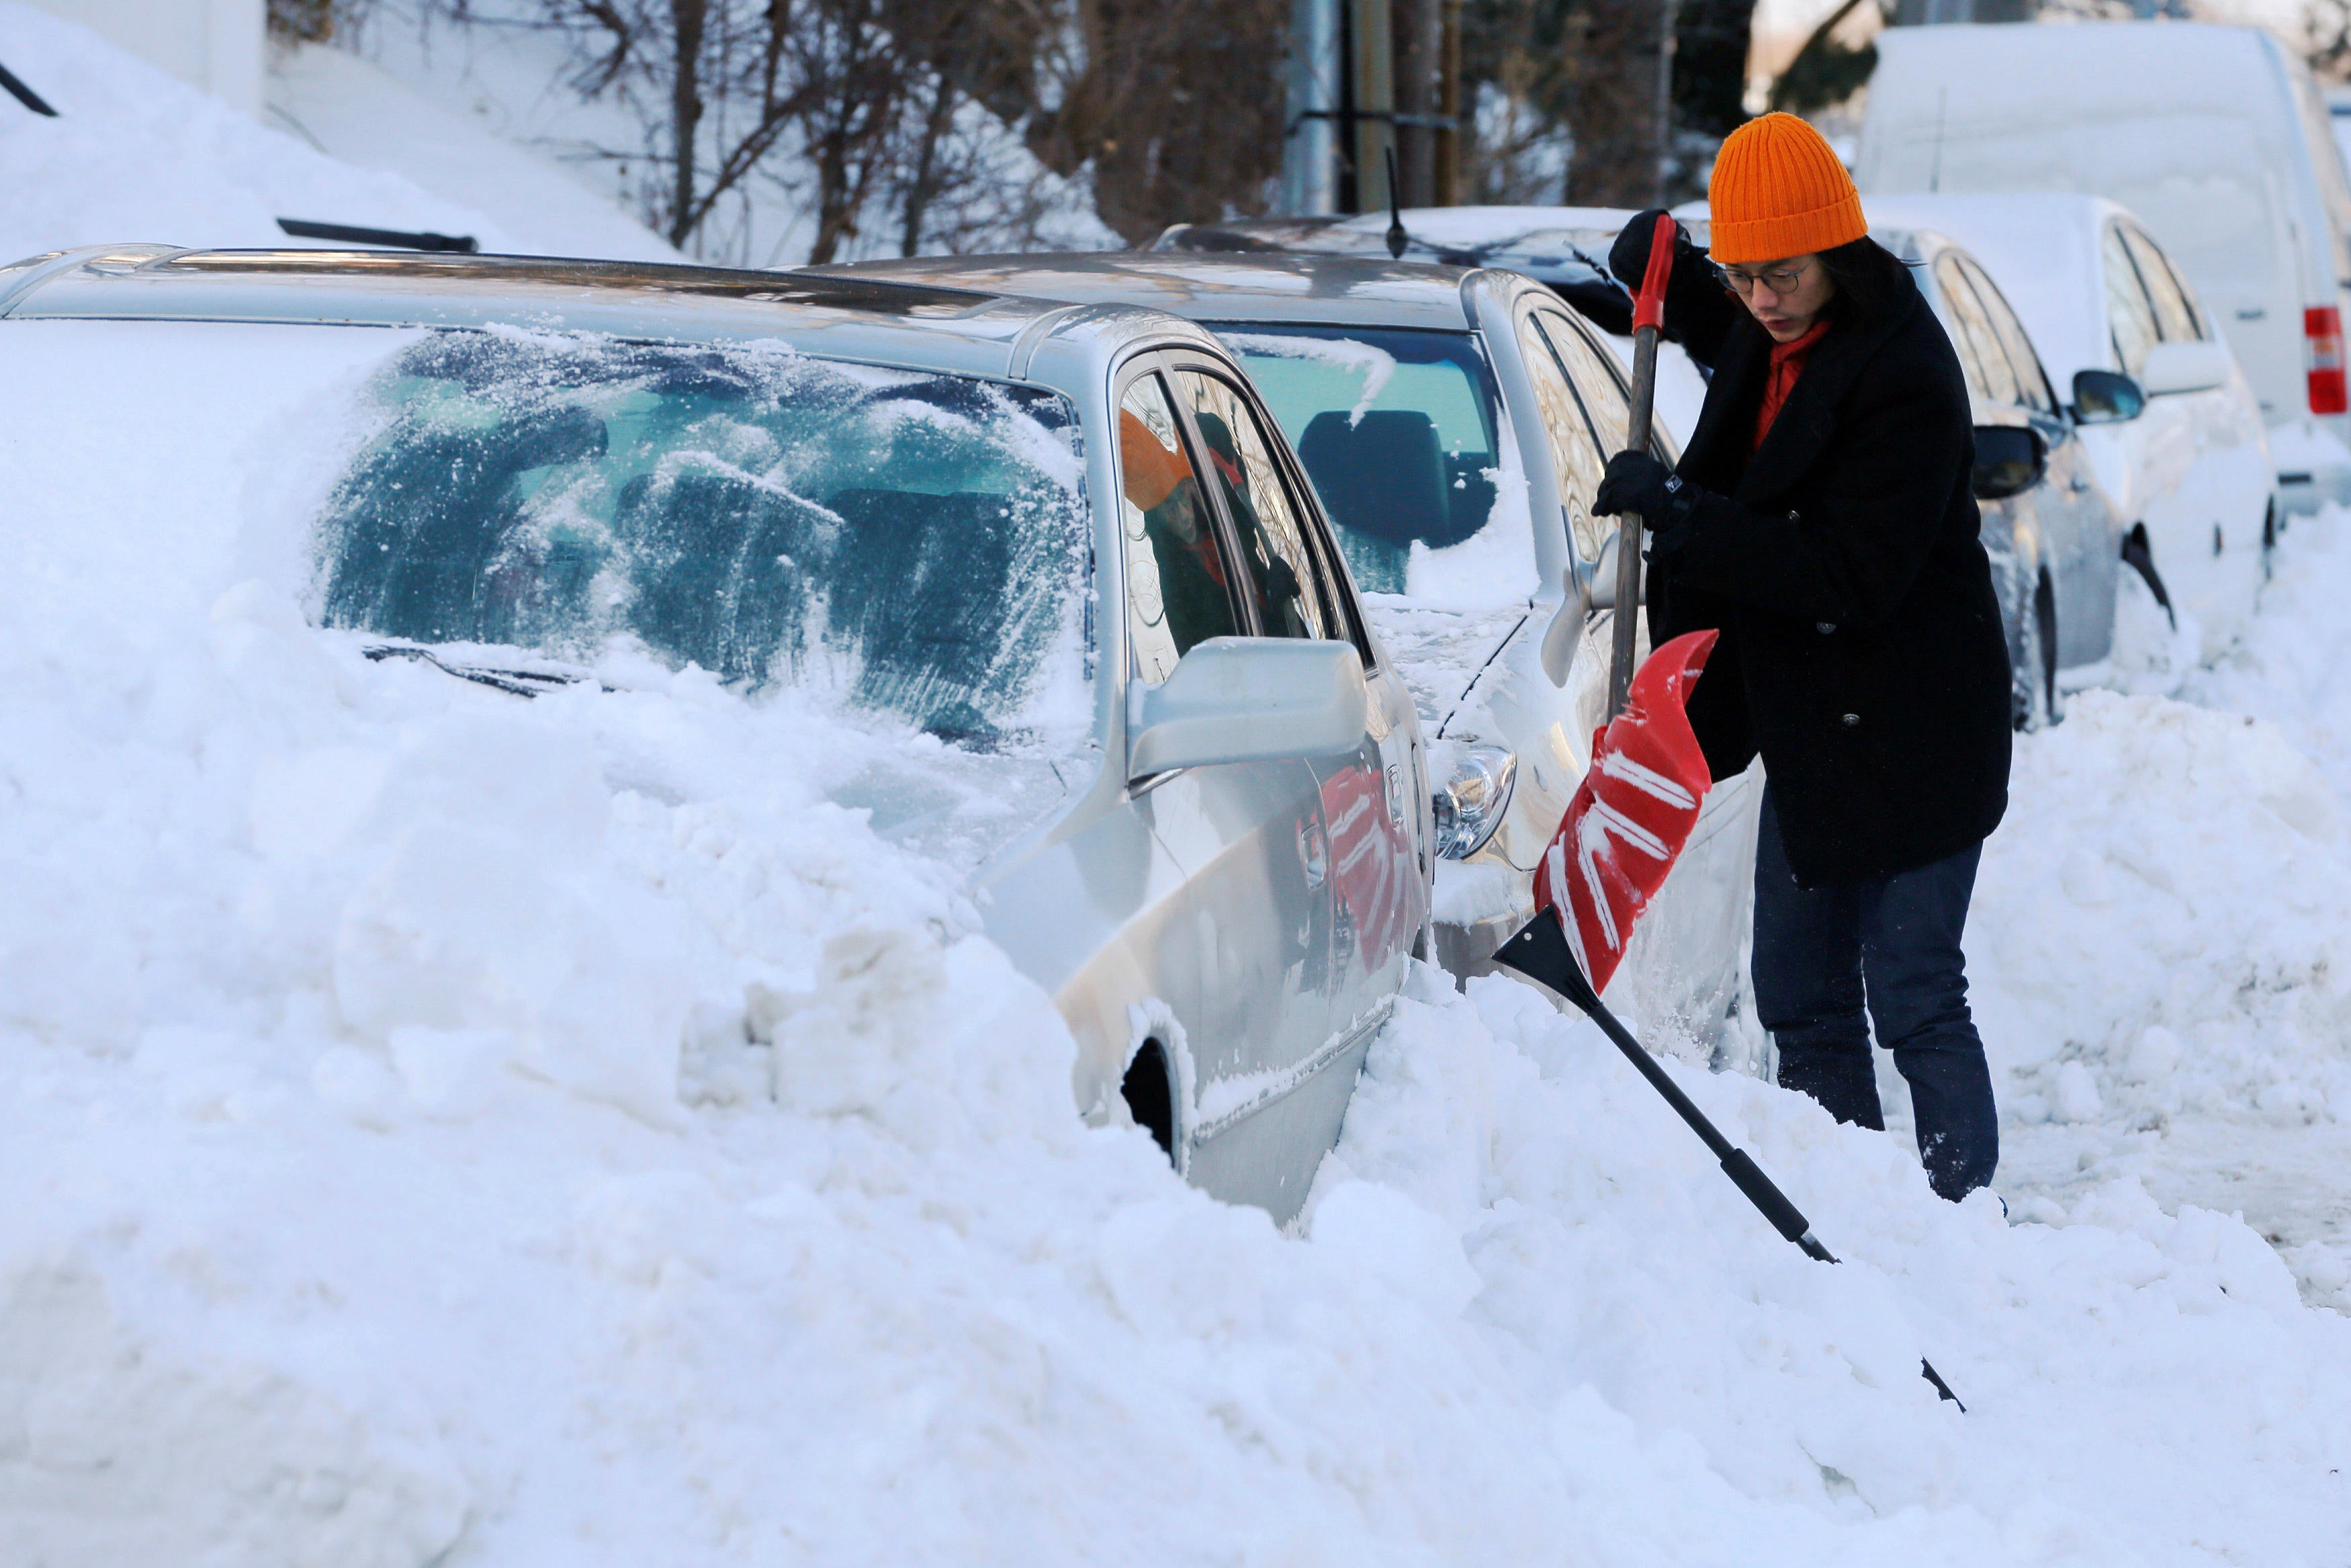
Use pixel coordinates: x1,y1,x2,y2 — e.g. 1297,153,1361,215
1282,0,1343,215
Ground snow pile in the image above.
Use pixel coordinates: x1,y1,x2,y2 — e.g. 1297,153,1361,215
2,331,2350,1565
1972,687,2351,1130
0,0,637,263
1965,513,2351,1304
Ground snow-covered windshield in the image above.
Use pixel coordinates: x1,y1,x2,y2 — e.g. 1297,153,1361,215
315,330,1092,751
1210,324,1507,598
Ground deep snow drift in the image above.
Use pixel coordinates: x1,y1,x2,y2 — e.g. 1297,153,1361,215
0,0,664,265
3,6,2351,1559
3,299,2351,1568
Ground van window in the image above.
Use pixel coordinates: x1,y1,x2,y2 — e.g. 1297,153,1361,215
1933,253,2023,406
2101,225,2162,379
2288,61,2351,285
2121,224,2203,343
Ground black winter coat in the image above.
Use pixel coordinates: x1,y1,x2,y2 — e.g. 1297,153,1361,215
1608,216,2012,888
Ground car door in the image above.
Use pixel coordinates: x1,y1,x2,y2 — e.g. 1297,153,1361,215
1952,250,2119,669
2119,221,2270,640
1116,354,1396,1220
2096,220,2229,642
1933,250,2045,665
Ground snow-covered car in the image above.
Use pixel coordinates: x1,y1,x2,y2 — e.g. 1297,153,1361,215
1874,221,2127,721
817,250,1763,1059
1855,21,2351,517
1152,205,1712,445
0,244,1431,1224
1863,193,2276,662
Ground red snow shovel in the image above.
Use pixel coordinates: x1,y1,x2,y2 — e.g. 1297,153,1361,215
1491,633,1967,1409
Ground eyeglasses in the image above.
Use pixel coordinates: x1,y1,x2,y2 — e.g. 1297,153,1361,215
1714,261,1814,295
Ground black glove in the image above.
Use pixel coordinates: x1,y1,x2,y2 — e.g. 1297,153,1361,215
1592,449,1676,519
1606,210,1694,299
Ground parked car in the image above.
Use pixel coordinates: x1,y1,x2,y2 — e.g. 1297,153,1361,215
1879,220,2127,719
1855,21,2351,516
817,250,1764,1061
1153,205,1712,445
0,244,1431,1224
1863,192,2276,659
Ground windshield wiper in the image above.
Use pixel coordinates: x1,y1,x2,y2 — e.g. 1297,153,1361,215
363,644,594,699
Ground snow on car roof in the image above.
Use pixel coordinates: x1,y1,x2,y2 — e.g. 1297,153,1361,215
0,245,1142,380
809,251,1480,332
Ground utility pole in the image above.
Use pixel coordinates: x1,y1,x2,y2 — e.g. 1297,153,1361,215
1284,0,1438,217
1347,0,1396,215
1282,0,1343,214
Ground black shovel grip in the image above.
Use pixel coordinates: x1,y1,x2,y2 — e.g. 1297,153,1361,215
1720,1148,1812,1245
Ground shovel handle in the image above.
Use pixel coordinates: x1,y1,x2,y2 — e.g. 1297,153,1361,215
1606,214,1677,717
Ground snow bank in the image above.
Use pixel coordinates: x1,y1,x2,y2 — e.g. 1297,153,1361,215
1,328,2348,1564
3,16,2350,1553
0,0,631,263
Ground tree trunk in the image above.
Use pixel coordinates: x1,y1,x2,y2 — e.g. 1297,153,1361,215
1394,0,1441,206
900,69,959,255
666,0,707,248
1565,0,1668,207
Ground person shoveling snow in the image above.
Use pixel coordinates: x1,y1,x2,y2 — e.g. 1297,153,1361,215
1595,115,2014,1203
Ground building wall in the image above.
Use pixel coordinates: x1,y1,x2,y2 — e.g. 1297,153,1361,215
26,0,265,116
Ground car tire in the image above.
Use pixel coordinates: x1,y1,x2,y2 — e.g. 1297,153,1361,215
2009,568,2058,733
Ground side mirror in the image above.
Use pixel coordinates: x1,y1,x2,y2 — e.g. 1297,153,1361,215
1127,637,1368,779
1542,526,1635,686
2070,367,2145,424
1971,424,2047,501
2137,339,2231,397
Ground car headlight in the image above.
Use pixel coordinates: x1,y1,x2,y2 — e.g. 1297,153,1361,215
1430,745,1517,860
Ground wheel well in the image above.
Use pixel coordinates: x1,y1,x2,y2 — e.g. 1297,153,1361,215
1121,1039,1177,1163
2035,569,2059,714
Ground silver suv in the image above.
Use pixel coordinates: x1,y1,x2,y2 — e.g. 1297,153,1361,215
821,251,1761,1060
0,245,1430,1221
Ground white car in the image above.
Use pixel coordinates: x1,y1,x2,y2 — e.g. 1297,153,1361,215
1155,205,1714,446
1863,193,2274,661
1855,21,2351,517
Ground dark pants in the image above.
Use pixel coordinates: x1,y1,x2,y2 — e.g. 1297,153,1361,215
1752,788,1998,1201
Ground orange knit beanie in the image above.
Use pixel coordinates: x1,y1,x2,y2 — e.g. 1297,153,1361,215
1707,112,1867,265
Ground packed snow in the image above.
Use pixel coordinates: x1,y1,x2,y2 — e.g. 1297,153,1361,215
5,293,2351,1568
0,1,630,265
5,7,2351,1563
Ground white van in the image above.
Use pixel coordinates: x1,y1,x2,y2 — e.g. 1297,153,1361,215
1855,21,2351,516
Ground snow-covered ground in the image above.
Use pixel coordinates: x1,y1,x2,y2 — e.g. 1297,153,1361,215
0,1,654,264
1,316,2348,1568
5,5,2351,1562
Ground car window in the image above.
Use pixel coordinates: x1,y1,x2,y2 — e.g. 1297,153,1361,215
314,329,1090,748
1955,254,2057,416
1933,253,2023,406
1515,313,1612,562
1119,371,1242,684
2100,224,2161,378
1171,368,1336,641
2120,224,2201,344
1530,307,1633,457
2154,242,2215,340
1211,324,1511,598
